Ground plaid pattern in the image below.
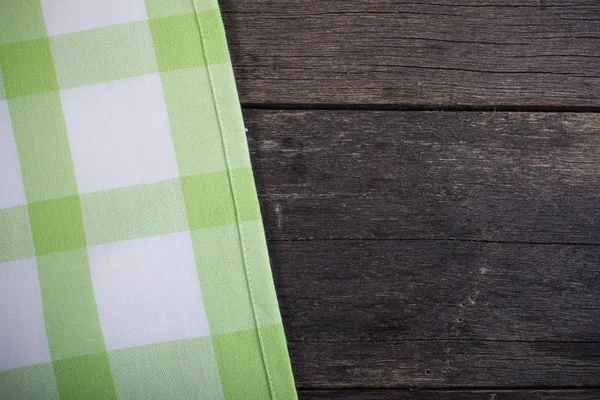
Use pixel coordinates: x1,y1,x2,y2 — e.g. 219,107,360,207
0,0,296,398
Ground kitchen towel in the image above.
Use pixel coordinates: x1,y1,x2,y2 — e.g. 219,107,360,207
0,0,296,398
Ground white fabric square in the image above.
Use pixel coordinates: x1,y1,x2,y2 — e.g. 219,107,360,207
0,100,27,210
89,232,210,351
61,74,178,194
41,0,148,36
0,258,52,371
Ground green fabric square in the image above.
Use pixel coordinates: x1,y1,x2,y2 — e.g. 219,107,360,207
192,224,256,334
0,38,58,99
150,13,204,72
28,196,86,256
108,337,224,399
0,206,35,264
161,67,227,176
198,9,231,65
37,249,106,360
0,0,47,46
53,352,116,400
0,362,59,400
212,328,273,399
181,170,236,230
50,21,158,89
181,168,261,230
9,92,78,203
81,179,189,246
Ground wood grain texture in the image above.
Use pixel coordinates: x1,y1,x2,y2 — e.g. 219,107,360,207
298,389,600,399
221,0,600,107
269,240,600,343
241,110,600,391
268,240,600,388
244,110,600,244
225,3,600,393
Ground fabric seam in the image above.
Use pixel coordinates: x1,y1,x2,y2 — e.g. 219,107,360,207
190,2,277,399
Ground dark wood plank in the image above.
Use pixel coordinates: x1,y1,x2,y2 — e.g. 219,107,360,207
222,0,600,107
244,110,600,244
267,240,600,387
270,240,600,343
298,389,600,399
289,334,600,389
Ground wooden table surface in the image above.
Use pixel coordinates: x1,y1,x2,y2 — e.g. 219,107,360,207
221,1,600,398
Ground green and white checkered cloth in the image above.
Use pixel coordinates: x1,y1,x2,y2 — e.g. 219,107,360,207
0,0,296,398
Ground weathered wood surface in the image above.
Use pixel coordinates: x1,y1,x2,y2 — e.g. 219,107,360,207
244,110,600,244
221,0,600,107
270,240,600,343
268,240,600,388
241,110,600,391
298,389,600,399
225,1,600,394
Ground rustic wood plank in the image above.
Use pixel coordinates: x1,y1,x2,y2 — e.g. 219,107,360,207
288,338,600,388
298,389,600,399
269,240,600,388
269,217,600,389
269,240,600,344
222,0,600,107
244,110,600,244
270,239,600,388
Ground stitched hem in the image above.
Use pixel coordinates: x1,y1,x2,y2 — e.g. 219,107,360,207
190,2,277,399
